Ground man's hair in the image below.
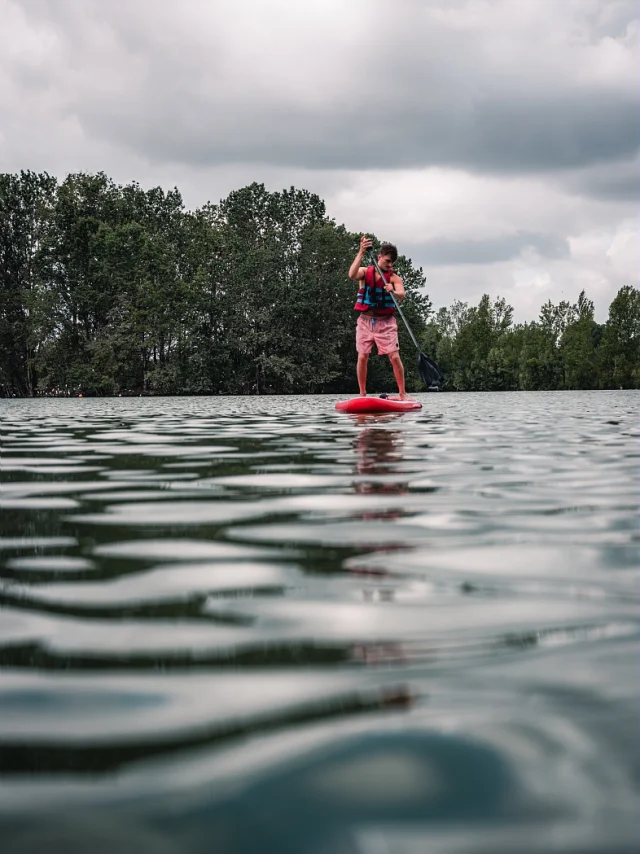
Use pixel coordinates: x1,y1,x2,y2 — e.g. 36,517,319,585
379,242,398,262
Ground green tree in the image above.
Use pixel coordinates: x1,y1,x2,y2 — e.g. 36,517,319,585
560,291,603,390
449,294,515,390
522,297,578,389
36,172,122,393
0,171,56,395
207,183,328,393
423,301,472,387
35,176,192,395
518,322,561,390
598,285,640,388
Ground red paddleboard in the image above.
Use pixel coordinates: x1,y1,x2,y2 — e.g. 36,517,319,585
335,396,422,414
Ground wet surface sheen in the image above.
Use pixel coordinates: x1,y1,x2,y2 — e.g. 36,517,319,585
0,391,638,853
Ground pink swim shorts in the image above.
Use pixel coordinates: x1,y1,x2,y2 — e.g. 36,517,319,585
356,314,399,356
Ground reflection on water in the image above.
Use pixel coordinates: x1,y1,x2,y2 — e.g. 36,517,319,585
354,423,409,507
0,391,638,853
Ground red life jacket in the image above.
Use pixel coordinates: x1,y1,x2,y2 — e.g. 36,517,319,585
354,266,396,316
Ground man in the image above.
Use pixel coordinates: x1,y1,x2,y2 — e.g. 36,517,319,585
348,235,407,398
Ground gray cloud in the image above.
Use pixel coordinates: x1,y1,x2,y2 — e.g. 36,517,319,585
565,156,640,202
76,87,638,176
7,0,639,175
404,232,570,267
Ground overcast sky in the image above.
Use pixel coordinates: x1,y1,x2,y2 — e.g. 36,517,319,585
1,0,638,320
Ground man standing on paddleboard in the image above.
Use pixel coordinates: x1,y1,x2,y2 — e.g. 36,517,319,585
348,236,407,398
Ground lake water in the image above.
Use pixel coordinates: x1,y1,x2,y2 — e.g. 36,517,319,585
0,391,638,853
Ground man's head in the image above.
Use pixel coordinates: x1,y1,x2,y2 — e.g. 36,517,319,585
378,242,398,271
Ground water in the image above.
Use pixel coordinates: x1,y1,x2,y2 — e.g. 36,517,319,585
0,391,638,853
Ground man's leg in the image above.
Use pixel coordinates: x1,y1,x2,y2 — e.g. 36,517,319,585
389,351,407,399
357,353,369,396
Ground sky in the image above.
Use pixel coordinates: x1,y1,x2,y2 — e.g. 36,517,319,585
1,0,638,321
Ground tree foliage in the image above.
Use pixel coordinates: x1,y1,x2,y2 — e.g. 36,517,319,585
1,171,638,396
424,287,638,391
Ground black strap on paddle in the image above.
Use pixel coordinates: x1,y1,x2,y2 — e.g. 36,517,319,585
368,250,444,389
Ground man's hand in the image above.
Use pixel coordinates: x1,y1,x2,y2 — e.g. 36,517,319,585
360,235,372,253
349,235,373,280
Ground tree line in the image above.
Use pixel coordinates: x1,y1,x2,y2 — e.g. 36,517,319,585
1,170,638,397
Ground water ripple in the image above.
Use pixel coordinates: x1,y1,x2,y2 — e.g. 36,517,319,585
0,391,638,852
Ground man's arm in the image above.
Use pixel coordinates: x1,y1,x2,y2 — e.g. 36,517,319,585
386,274,405,300
348,235,372,280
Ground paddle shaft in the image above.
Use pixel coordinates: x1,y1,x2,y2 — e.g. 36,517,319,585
368,250,422,352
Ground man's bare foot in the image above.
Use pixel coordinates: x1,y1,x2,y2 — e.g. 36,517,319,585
359,392,367,397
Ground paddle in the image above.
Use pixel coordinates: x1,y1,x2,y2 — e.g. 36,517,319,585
367,250,444,389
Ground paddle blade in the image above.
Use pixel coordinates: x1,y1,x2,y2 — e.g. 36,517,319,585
418,350,444,389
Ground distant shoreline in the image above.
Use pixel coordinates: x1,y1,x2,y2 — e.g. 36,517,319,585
3,388,632,400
